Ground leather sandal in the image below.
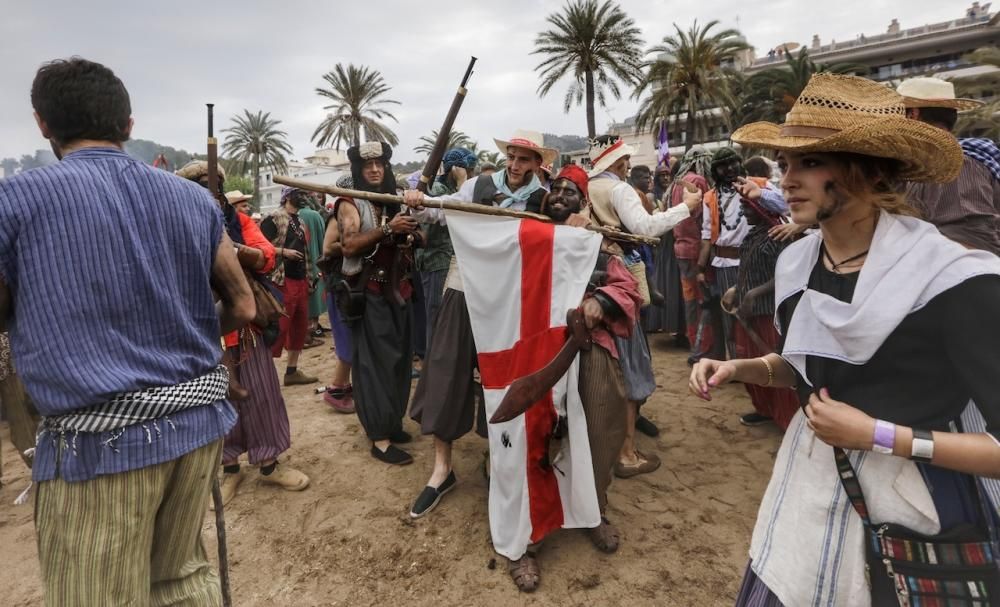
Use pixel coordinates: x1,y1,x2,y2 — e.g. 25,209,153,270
508,552,540,592
587,517,621,553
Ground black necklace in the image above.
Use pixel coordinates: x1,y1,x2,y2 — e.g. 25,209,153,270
821,243,869,272
719,191,744,231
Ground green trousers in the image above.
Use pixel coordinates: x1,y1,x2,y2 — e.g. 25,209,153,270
35,440,224,607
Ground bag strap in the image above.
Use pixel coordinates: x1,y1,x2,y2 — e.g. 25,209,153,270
833,446,874,527
833,445,999,544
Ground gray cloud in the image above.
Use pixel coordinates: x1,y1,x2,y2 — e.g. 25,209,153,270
0,0,964,163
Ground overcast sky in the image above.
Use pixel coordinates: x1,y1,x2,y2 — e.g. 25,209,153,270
0,0,968,163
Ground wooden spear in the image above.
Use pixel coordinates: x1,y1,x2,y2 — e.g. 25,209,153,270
272,175,662,246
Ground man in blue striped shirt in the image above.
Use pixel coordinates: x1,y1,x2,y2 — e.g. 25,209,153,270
0,57,255,606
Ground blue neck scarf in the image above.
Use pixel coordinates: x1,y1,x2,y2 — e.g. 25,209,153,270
493,169,541,208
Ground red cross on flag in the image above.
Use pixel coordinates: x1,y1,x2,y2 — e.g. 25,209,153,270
446,210,603,560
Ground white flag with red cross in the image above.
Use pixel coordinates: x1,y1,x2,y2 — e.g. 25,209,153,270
445,210,602,560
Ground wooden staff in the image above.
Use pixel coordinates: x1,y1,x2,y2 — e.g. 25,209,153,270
206,102,233,607
273,175,661,246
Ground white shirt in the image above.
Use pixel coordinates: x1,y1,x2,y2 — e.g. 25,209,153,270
408,177,481,225
701,188,748,268
602,178,691,237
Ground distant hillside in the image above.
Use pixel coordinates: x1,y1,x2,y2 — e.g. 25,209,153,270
124,139,202,171
2,138,202,176
543,133,588,153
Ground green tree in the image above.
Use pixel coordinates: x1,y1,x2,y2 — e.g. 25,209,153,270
735,49,866,126
634,20,750,151
223,174,255,196
222,110,293,211
955,47,1000,139
533,0,644,138
312,63,400,149
413,129,474,156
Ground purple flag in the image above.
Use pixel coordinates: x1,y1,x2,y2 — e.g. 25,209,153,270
656,121,670,169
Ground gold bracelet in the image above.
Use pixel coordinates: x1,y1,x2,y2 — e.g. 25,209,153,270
760,357,774,387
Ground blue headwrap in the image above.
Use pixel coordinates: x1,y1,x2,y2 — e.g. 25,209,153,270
441,148,477,181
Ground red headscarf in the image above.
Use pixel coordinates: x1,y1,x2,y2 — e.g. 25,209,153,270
554,164,590,201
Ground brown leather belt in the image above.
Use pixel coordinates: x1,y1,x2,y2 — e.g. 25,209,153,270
713,245,740,259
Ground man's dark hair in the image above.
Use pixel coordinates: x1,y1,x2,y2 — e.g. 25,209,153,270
630,165,651,178
744,156,772,179
31,58,132,146
913,107,958,132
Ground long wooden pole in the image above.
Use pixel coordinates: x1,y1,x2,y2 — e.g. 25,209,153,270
273,175,661,246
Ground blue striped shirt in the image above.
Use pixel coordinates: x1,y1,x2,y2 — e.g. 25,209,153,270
0,146,236,482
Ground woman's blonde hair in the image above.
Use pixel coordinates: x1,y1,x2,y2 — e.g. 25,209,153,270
833,153,919,217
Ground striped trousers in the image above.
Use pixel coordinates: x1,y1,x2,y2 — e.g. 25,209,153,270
579,346,628,512
35,440,223,606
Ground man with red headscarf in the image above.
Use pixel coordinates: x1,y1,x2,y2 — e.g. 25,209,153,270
498,164,645,591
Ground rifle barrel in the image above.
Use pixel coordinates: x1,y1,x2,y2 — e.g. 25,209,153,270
417,56,478,193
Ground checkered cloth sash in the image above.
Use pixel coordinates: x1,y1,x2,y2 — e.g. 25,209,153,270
41,365,229,434
961,138,1000,183
834,447,999,606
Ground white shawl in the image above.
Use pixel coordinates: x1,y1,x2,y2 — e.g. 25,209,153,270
751,211,1000,606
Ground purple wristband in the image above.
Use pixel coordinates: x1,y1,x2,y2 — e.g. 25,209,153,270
872,419,896,454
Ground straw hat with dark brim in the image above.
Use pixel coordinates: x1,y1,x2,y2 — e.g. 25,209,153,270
731,73,963,184
897,76,984,112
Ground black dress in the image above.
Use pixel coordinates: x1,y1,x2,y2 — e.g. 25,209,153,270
779,262,1000,439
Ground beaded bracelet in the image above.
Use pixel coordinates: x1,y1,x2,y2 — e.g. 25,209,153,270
760,357,774,387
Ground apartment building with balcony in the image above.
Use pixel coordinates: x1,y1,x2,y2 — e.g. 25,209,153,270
568,3,999,169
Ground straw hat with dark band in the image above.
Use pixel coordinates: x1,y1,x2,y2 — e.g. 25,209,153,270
731,73,963,184
897,77,984,112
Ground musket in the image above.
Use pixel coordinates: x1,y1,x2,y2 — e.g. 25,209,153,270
417,57,477,193
206,102,234,607
206,104,222,204
272,176,661,246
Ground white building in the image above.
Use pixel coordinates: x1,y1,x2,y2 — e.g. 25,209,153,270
257,161,347,215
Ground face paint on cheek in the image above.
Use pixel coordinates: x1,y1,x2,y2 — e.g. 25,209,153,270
816,180,847,222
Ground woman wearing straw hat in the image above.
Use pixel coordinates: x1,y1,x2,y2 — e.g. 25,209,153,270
690,73,1000,605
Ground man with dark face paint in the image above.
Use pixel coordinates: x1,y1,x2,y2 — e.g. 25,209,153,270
696,148,787,359
506,164,643,590
262,187,319,386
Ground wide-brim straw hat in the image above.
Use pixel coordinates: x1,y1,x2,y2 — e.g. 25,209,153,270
587,137,637,178
897,77,984,112
225,190,252,204
732,73,963,184
494,129,559,166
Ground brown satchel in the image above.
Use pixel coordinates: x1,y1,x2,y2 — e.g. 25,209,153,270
247,273,285,330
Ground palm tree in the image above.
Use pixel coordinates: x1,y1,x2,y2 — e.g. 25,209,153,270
222,110,293,211
955,46,1000,139
413,129,475,156
533,0,644,138
311,63,400,149
736,49,866,126
633,20,750,151
477,150,506,169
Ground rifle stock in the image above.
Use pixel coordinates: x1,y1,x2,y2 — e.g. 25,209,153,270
416,57,477,193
